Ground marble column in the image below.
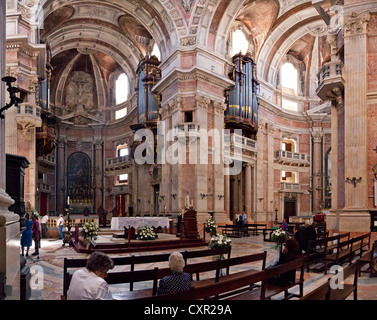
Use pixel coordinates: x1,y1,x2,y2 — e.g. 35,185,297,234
311,128,323,213
340,10,370,231
224,164,230,219
245,163,252,220
56,138,66,214
94,139,103,213
0,0,20,300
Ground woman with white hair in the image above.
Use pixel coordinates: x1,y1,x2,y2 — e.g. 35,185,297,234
156,251,191,295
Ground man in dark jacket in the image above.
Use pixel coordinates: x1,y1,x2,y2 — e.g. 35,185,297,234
294,223,307,253
304,220,317,252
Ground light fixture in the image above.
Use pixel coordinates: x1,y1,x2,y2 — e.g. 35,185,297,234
345,177,362,188
1,76,23,119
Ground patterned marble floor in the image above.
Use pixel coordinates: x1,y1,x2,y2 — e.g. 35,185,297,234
25,231,377,300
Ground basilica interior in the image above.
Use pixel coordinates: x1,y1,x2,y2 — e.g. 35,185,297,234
1,0,377,301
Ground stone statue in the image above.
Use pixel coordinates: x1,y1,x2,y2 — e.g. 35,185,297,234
64,71,96,114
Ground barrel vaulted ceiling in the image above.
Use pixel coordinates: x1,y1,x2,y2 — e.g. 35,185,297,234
14,0,332,109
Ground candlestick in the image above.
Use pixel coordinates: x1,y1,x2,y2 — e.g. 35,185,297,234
67,196,70,205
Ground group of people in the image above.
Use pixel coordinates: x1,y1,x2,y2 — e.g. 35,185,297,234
66,251,191,300
20,213,41,258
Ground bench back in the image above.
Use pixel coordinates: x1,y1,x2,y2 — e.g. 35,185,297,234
183,247,231,263
218,251,267,276
106,267,159,295
327,262,358,300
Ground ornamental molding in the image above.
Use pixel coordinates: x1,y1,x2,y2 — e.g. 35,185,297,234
344,11,370,37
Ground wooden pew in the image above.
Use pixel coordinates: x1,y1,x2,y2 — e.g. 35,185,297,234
358,240,377,277
327,262,359,300
219,224,242,238
225,258,306,300
262,228,275,242
300,261,359,300
246,224,267,236
107,267,159,300
299,280,330,300
324,235,363,274
146,257,304,301
305,233,348,272
62,247,231,298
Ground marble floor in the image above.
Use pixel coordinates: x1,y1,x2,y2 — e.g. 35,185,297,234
24,231,377,300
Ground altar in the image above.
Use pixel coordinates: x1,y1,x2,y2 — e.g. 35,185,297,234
110,216,170,231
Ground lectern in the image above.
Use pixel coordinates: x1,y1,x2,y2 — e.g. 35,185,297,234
183,209,199,239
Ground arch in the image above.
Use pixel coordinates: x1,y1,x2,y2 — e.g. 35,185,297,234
33,0,179,60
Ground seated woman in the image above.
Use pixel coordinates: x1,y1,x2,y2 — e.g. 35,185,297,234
157,251,191,295
67,251,114,300
267,238,301,286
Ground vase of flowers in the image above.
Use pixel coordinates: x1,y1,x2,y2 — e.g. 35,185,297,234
80,220,99,249
209,233,231,276
204,217,218,238
271,228,288,250
136,225,157,240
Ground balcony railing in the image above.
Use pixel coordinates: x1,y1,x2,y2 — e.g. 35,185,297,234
281,182,301,192
224,133,257,151
38,183,51,193
316,60,344,101
38,155,56,166
106,155,131,171
173,123,201,137
112,184,129,194
275,150,309,166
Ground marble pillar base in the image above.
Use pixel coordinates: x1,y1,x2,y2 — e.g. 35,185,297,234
327,210,370,232
0,189,20,300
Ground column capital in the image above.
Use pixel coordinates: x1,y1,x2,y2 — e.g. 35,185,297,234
310,127,324,143
344,11,370,38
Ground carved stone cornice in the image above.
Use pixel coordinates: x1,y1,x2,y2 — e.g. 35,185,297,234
344,11,370,37
310,127,323,143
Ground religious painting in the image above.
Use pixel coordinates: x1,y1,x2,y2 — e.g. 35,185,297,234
67,152,92,203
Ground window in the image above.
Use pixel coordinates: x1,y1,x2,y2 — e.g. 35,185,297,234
117,144,128,157
281,62,298,96
282,99,298,112
118,174,128,184
184,111,193,123
231,30,249,57
151,43,161,61
115,107,128,120
115,73,129,105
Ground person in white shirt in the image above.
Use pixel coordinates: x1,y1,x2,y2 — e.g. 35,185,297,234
67,251,114,300
57,214,64,240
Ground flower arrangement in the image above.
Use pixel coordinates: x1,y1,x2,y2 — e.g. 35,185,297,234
80,220,99,242
271,228,288,250
136,225,157,240
204,218,218,236
208,233,232,250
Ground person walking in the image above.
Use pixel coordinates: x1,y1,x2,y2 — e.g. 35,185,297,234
21,213,32,257
31,214,41,258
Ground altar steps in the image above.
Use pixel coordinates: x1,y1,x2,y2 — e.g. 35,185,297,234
72,237,208,254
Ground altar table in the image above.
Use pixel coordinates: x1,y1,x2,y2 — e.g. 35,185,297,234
110,217,170,230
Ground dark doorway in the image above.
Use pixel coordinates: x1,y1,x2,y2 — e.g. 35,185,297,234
284,198,297,222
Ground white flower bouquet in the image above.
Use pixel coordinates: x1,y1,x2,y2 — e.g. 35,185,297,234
80,220,99,241
271,228,288,249
204,218,218,236
208,233,232,250
136,225,157,240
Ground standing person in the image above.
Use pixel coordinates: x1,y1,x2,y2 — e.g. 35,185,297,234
21,213,32,257
157,251,191,295
304,220,317,251
57,214,64,240
31,214,41,258
294,223,307,253
67,251,114,300
281,219,288,231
